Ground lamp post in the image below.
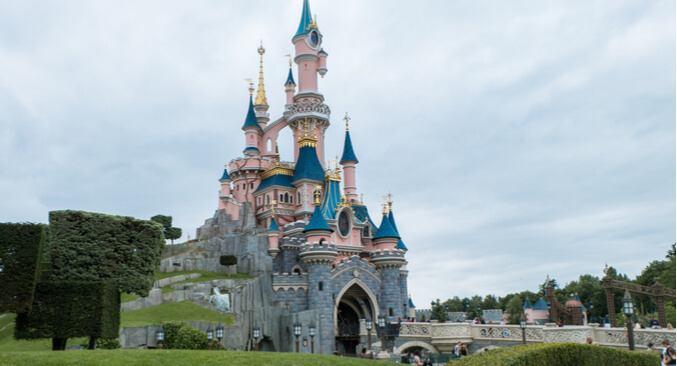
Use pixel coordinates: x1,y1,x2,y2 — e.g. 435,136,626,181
293,322,302,353
622,290,635,351
430,301,435,320
378,314,387,354
206,323,214,351
253,325,260,351
445,304,449,322
476,303,481,322
546,301,552,323
216,321,224,350
589,300,594,324
365,317,373,353
156,325,165,350
519,314,527,344
464,300,469,321
309,322,316,354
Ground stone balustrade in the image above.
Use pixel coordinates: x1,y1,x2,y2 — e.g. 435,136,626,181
359,320,676,353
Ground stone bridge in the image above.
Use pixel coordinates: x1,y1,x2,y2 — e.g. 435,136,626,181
360,321,676,355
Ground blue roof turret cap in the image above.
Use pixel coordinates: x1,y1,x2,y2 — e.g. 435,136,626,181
241,96,262,131
408,297,416,308
396,239,408,251
339,130,359,164
388,210,406,250
220,168,231,181
303,204,334,233
268,218,280,231
285,68,296,86
532,298,548,310
523,298,533,309
295,0,313,37
292,145,325,183
373,213,400,240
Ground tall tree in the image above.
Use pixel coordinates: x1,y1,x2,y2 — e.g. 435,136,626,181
151,215,182,244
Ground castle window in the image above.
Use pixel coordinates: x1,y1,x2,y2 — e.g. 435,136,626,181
289,195,293,205
250,183,254,189
257,197,261,206
389,307,393,317
297,192,301,204
318,281,323,291
266,195,270,205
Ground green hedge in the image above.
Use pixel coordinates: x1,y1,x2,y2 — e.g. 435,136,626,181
161,321,208,350
0,223,45,313
48,210,165,297
15,281,120,340
447,343,661,366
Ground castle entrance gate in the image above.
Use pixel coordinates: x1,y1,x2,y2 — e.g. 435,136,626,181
335,282,377,356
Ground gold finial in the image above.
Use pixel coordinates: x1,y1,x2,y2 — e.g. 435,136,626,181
344,113,351,131
309,14,318,30
285,54,292,68
313,186,322,206
274,139,280,164
387,193,393,212
271,199,277,217
360,194,364,204
297,118,317,147
382,196,388,215
255,42,268,106
245,78,254,97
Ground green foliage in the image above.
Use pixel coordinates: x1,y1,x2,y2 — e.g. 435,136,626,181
446,343,660,366
555,274,606,321
219,255,237,266
49,210,165,297
151,215,182,244
0,223,45,313
15,281,120,340
505,295,524,324
161,321,207,350
78,338,122,349
431,299,447,322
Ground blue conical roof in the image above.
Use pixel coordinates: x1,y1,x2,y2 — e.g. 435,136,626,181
292,145,325,183
268,218,279,231
320,179,341,220
241,97,261,131
220,168,231,181
523,298,533,309
339,130,359,163
388,210,407,250
303,204,334,233
295,0,313,37
373,213,400,240
533,298,548,310
285,68,296,86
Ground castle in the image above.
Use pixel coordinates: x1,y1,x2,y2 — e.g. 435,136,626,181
198,0,411,355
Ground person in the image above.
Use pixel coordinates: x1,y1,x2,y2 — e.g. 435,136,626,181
453,342,462,357
472,317,479,324
423,357,433,366
662,340,674,366
647,342,656,351
456,318,461,323
412,350,423,366
585,337,593,345
360,348,366,359
650,317,660,329
665,347,676,365
420,315,426,322
401,351,411,364
459,344,469,357
604,315,610,328
668,323,674,330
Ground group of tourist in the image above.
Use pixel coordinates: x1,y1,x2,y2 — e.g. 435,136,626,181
399,350,431,365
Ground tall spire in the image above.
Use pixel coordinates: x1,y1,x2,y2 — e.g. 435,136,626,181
340,113,359,164
255,43,268,106
295,0,313,37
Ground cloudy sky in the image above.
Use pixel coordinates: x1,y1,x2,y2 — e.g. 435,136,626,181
1,1,674,305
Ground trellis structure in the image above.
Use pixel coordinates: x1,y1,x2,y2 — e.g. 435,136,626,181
601,267,675,327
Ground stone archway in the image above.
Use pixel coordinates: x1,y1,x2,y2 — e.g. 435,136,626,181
394,341,440,355
334,279,379,356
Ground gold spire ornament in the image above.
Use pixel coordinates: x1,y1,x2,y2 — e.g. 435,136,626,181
285,54,292,68
344,113,351,131
313,186,322,206
297,118,317,148
255,42,268,106
245,79,254,97
271,199,277,217
387,193,393,212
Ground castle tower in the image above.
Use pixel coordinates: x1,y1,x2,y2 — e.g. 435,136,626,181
242,82,263,157
300,193,337,355
254,43,270,131
292,119,325,220
284,57,296,106
218,167,232,210
288,0,329,165
339,114,359,202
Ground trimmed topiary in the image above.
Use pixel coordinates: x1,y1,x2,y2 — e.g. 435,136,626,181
161,321,207,350
219,255,237,277
0,223,45,313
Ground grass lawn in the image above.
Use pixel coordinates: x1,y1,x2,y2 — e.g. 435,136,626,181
0,350,392,365
120,301,235,328
0,323,87,352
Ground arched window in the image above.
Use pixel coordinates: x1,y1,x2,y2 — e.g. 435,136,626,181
267,138,273,152
250,182,254,189
266,195,270,205
257,197,261,206
279,193,284,203
296,192,302,204
289,194,294,205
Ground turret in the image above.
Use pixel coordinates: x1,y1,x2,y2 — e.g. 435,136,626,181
386,197,407,251
218,166,232,210
373,202,400,250
339,113,359,202
292,0,327,99
284,57,296,105
267,205,281,258
242,82,262,157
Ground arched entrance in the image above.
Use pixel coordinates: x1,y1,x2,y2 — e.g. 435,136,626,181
334,280,378,356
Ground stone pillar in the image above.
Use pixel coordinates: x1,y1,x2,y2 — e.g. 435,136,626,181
372,250,407,322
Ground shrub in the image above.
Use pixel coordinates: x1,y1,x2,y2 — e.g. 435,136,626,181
219,255,237,277
79,338,122,349
446,343,661,366
0,223,45,313
162,321,207,350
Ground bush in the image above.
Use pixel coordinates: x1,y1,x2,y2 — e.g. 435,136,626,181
0,223,45,313
446,343,660,366
79,338,122,349
162,321,207,350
